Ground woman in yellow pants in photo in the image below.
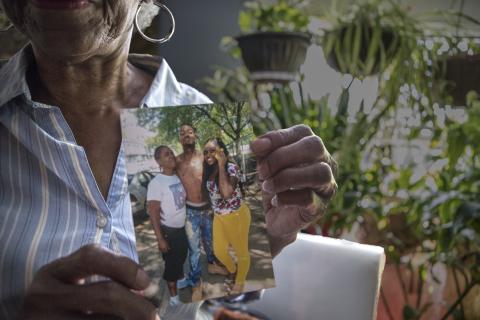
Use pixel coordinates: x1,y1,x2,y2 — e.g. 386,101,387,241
202,138,251,294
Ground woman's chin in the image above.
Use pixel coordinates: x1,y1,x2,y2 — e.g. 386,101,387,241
31,0,92,11
25,2,120,62
206,160,216,166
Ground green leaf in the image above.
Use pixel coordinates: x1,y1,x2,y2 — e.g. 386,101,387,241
364,25,382,75
239,11,252,33
446,128,466,168
351,19,362,74
343,24,355,74
323,31,337,56
334,34,348,73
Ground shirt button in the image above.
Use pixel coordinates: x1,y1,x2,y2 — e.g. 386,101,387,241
96,215,108,228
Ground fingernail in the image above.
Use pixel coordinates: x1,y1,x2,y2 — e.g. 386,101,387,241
156,315,161,320
251,138,272,154
257,163,268,180
131,289,144,296
135,268,150,288
271,195,278,207
262,179,274,193
143,282,158,299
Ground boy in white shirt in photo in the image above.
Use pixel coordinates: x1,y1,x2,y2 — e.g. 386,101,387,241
147,145,188,307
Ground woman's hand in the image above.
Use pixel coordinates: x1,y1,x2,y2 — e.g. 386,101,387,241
214,307,259,320
250,125,337,257
216,147,237,199
158,238,170,253
215,147,227,167
23,244,159,320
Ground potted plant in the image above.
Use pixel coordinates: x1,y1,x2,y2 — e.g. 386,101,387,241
233,0,312,82
320,0,420,79
205,3,480,318
360,91,480,319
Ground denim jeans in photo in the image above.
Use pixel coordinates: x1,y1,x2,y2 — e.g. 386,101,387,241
184,206,215,286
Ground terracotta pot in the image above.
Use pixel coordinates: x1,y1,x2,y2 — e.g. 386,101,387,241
440,268,480,320
377,262,446,320
236,31,311,82
377,261,479,319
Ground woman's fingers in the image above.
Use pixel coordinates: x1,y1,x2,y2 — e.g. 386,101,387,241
47,244,150,290
250,124,313,158
262,162,335,197
24,245,158,320
275,190,313,208
58,313,121,320
59,281,158,320
266,204,317,241
25,312,122,320
214,307,259,320
256,135,327,180
251,124,338,256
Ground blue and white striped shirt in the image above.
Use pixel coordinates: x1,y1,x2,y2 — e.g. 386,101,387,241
0,45,211,319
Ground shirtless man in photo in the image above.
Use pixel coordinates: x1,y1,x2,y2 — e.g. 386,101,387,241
176,123,228,301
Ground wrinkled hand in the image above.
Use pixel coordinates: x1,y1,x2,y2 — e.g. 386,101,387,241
23,244,158,320
158,238,170,253
250,125,337,257
214,307,258,320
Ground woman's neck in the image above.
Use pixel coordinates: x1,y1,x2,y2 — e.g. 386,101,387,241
209,165,219,180
28,34,153,114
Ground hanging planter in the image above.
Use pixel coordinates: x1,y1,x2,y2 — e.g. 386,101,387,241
236,31,311,82
322,24,400,78
230,0,312,83
319,1,421,79
443,53,480,106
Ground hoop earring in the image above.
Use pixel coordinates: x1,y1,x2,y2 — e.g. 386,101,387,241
134,0,175,43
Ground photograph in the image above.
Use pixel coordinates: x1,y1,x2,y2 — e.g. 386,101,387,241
120,102,275,314
3,0,480,319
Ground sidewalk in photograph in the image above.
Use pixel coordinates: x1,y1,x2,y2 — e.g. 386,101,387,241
135,193,275,316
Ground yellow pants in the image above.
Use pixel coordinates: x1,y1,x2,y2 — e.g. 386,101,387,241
213,203,251,285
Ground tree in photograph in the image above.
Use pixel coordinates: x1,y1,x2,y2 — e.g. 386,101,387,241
134,103,254,156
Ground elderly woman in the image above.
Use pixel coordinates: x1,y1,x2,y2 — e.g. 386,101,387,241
0,0,337,319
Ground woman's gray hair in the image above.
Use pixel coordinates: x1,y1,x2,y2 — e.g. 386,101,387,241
135,2,160,32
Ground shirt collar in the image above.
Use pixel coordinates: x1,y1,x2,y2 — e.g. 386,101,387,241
0,44,33,107
129,53,185,108
0,45,193,109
